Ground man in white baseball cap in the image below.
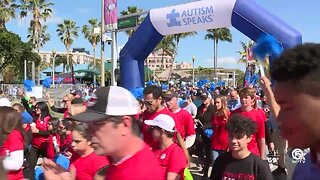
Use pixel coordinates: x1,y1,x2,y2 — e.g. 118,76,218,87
42,86,164,180
145,114,188,180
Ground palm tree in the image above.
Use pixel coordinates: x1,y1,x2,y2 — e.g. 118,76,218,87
27,24,50,48
82,18,101,84
166,32,197,80
0,0,18,29
20,0,53,82
236,41,254,64
56,19,79,84
27,24,50,84
205,28,232,81
120,6,143,37
55,54,72,73
154,35,176,70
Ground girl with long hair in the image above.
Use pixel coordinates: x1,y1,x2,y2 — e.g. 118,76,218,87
211,95,230,162
42,123,110,180
29,102,52,179
46,118,62,160
0,106,25,180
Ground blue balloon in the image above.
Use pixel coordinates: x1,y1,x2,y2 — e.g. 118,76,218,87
204,129,214,138
35,166,44,180
253,34,283,63
178,98,185,108
146,80,154,86
130,87,144,100
209,82,216,92
42,78,52,88
54,154,70,170
162,84,169,91
23,80,35,92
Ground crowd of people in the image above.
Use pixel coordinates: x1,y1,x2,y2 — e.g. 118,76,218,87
0,43,319,180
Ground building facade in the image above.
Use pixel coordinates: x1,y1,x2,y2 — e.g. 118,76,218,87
39,48,94,65
145,50,192,70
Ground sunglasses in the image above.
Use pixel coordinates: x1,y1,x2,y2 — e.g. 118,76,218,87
144,99,157,106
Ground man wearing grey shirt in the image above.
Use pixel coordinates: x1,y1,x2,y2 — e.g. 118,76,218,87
182,94,197,119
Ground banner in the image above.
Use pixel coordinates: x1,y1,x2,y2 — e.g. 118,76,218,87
247,47,254,62
149,0,236,35
243,64,255,87
104,0,118,30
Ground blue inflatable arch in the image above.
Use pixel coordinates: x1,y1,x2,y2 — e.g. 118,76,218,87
119,0,302,90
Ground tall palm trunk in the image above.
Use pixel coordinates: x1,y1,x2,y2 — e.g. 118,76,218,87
93,45,96,84
214,39,218,82
67,47,75,84
66,49,69,70
37,29,41,85
168,40,179,83
31,31,36,82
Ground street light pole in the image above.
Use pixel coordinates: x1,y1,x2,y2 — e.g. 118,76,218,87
192,56,195,86
52,50,56,86
100,0,105,87
111,30,117,86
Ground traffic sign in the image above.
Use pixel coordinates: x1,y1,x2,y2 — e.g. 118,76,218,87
117,16,138,30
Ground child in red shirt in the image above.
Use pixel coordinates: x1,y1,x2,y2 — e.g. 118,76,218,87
69,123,109,180
46,118,61,160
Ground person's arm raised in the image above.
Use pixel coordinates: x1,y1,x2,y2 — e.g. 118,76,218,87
260,76,280,118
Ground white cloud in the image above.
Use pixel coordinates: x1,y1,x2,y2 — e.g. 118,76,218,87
76,7,90,15
203,56,246,71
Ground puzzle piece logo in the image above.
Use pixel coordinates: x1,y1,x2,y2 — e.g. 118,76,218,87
166,9,181,27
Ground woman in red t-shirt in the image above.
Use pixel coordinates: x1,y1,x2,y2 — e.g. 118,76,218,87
211,95,230,162
29,102,52,179
69,123,109,180
145,114,188,180
0,106,25,180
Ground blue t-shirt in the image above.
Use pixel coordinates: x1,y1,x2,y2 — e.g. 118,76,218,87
22,111,33,124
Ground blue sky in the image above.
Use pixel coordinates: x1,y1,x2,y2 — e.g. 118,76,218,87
6,0,320,71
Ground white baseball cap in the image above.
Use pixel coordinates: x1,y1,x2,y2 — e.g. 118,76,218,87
144,114,175,132
0,98,11,107
72,86,140,122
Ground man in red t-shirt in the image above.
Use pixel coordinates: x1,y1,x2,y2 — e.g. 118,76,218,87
163,90,196,149
43,86,164,180
141,86,176,150
231,87,266,159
